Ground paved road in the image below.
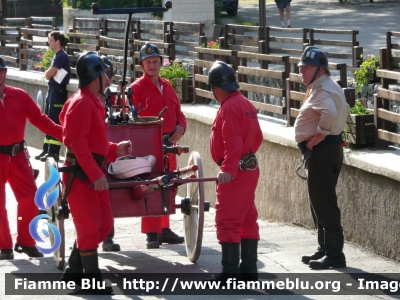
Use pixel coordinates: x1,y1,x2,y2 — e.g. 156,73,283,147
231,0,399,56
2,147,400,299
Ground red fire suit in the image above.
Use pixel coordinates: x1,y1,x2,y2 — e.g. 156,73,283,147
0,85,62,250
130,74,186,233
60,88,117,250
210,90,263,243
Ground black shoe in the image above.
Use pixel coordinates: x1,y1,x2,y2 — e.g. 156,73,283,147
301,250,325,264
309,254,346,269
206,242,240,285
158,228,184,244
102,240,121,252
40,152,59,162
146,233,160,249
0,249,14,260
34,150,47,160
61,270,83,286
39,153,48,162
240,239,258,281
14,243,44,257
80,250,113,295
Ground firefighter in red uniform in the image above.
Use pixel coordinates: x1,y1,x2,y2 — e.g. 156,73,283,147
0,56,62,260
59,51,131,294
130,42,187,249
207,61,263,282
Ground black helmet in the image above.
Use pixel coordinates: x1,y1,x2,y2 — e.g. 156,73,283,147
139,42,162,63
0,56,7,69
100,55,114,77
76,51,109,88
207,61,239,91
298,46,329,69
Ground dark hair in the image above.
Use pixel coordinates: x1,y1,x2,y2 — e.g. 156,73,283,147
49,31,68,48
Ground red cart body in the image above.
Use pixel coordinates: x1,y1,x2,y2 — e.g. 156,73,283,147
106,121,177,218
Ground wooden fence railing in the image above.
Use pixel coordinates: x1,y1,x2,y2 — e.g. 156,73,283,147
192,44,237,104
66,18,102,76
374,69,400,148
385,31,400,71
19,27,50,71
237,51,289,118
8,17,399,144
99,18,135,83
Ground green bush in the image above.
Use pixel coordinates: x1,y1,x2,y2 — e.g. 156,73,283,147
354,54,380,94
159,58,190,86
349,101,370,115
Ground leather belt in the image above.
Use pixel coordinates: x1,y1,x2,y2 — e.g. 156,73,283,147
65,148,106,167
240,159,257,169
239,152,258,171
217,152,258,170
0,141,24,156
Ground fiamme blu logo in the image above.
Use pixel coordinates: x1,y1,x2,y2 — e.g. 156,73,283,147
29,164,62,255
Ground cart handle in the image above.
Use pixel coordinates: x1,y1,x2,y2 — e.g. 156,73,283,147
90,177,218,189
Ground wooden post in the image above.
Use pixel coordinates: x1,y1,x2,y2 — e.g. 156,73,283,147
343,87,355,108
353,46,363,68
339,63,347,88
380,47,388,70
265,26,270,54
286,78,294,126
386,32,392,70
309,29,314,46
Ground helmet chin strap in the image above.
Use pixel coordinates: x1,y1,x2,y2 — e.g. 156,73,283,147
98,74,105,98
0,70,6,87
308,66,321,86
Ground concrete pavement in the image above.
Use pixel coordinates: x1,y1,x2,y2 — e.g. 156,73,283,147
1,146,400,299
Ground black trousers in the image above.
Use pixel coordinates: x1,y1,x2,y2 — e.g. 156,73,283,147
43,85,67,153
307,143,343,231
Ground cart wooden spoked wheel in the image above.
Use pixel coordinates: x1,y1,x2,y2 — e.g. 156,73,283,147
183,151,205,263
44,157,65,270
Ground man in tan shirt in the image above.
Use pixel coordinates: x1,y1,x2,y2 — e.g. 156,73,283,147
294,46,349,270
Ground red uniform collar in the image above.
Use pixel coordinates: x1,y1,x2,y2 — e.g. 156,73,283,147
220,90,241,105
143,74,165,89
80,87,104,108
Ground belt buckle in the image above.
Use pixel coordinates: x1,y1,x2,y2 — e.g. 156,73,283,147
11,144,20,156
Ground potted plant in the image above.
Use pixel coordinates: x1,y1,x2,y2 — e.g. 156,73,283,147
159,58,192,103
34,49,55,72
354,54,380,95
344,101,375,146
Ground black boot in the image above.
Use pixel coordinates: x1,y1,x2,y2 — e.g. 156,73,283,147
61,241,83,285
309,227,346,269
206,242,240,284
302,224,325,264
80,249,113,294
0,249,14,260
240,239,258,281
146,233,160,249
158,228,184,244
102,226,120,251
40,152,59,162
14,243,43,257
34,150,47,160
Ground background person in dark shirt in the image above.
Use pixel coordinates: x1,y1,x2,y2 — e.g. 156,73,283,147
35,31,70,162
